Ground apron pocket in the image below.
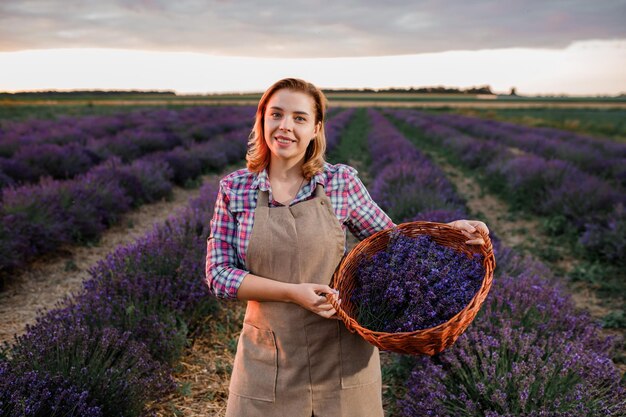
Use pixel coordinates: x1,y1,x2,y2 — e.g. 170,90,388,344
229,322,277,402
339,325,381,388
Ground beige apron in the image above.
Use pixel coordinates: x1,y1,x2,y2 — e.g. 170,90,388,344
225,183,383,417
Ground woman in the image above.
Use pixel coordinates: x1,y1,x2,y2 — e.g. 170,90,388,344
205,78,489,417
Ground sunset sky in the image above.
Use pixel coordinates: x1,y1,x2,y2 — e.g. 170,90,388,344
1,0,625,95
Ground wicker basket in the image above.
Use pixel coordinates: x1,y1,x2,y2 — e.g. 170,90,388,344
327,221,495,355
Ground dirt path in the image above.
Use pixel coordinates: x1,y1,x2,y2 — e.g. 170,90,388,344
0,166,242,345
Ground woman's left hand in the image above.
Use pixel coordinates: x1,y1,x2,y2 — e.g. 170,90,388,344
447,219,490,245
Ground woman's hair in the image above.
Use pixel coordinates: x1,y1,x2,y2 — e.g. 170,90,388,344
246,78,328,179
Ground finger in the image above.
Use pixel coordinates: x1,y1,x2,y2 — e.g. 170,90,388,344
465,238,485,245
460,230,473,238
314,296,330,307
315,285,336,295
452,220,475,234
316,302,334,311
469,220,489,235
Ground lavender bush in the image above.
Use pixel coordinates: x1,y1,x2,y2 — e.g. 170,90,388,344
0,180,221,415
353,232,484,333
325,108,356,152
366,109,465,223
7,317,173,417
0,362,103,417
0,106,255,188
0,122,250,276
430,111,626,186
580,203,626,266
398,259,625,417
356,109,625,416
385,108,626,267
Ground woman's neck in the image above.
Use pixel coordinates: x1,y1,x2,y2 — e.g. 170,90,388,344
268,158,305,182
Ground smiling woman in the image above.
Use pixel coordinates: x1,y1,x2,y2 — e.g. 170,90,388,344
204,77,489,417
206,78,392,417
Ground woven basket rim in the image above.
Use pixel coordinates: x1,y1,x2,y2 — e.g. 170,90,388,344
328,220,496,354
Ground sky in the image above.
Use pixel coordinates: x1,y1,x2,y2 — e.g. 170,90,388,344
1,0,625,95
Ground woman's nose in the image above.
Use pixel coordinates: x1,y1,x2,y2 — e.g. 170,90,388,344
279,117,293,131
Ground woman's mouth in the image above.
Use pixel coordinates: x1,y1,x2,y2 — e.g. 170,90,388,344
275,136,296,145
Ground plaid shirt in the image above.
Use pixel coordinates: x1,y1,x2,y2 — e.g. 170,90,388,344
205,162,395,299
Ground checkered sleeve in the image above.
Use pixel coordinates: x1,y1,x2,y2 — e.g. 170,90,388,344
344,167,396,240
205,179,249,299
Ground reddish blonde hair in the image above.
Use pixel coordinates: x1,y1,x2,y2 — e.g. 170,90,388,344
246,78,328,179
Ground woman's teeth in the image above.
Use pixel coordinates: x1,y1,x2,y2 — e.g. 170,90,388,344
276,138,293,144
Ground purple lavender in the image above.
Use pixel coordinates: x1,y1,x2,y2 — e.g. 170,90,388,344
352,232,484,333
0,362,103,417
7,315,174,417
0,180,220,415
384,108,626,267
397,261,626,417
360,108,625,416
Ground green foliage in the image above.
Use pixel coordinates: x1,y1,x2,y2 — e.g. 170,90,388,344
541,214,568,236
326,108,371,168
381,353,417,417
446,107,626,142
602,310,626,329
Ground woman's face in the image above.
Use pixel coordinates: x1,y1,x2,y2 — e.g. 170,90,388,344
263,88,321,166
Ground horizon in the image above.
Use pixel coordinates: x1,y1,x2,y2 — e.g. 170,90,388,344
2,86,625,98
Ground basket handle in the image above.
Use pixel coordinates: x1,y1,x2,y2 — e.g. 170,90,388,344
326,292,359,332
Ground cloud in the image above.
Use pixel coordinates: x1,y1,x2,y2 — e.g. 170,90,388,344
1,0,625,57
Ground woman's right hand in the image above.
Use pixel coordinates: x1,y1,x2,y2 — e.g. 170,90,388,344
289,283,341,319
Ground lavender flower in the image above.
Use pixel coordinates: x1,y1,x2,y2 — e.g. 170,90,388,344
353,232,484,332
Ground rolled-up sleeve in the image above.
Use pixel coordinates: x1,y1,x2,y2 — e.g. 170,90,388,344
344,167,396,240
205,180,249,299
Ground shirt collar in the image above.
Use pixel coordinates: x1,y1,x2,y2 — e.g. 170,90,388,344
251,167,271,191
251,163,328,191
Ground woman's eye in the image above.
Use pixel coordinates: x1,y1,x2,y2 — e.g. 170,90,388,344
296,116,306,121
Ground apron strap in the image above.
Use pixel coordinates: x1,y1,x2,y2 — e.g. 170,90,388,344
258,189,269,207
314,183,325,198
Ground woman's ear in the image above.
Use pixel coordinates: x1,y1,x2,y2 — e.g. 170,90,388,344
314,121,321,136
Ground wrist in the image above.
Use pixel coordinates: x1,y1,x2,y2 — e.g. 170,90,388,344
282,282,298,304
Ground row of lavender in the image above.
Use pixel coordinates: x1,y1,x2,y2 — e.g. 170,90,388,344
0,181,221,416
0,106,255,189
364,109,624,416
0,108,356,416
424,112,626,185
0,107,353,277
384,109,626,267
0,124,250,276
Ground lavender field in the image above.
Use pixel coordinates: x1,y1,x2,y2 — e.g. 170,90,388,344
0,105,624,416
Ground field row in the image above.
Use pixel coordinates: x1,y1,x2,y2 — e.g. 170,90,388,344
359,109,624,416
0,107,624,416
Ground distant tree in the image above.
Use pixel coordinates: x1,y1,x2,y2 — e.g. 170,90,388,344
464,85,494,95
510,87,518,96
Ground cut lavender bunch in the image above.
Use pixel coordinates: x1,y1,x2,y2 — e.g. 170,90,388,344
352,231,484,333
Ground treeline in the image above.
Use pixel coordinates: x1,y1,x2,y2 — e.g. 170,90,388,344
324,85,495,95
0,90,177,97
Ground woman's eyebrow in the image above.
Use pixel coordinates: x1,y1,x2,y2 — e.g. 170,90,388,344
268,106,310,116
